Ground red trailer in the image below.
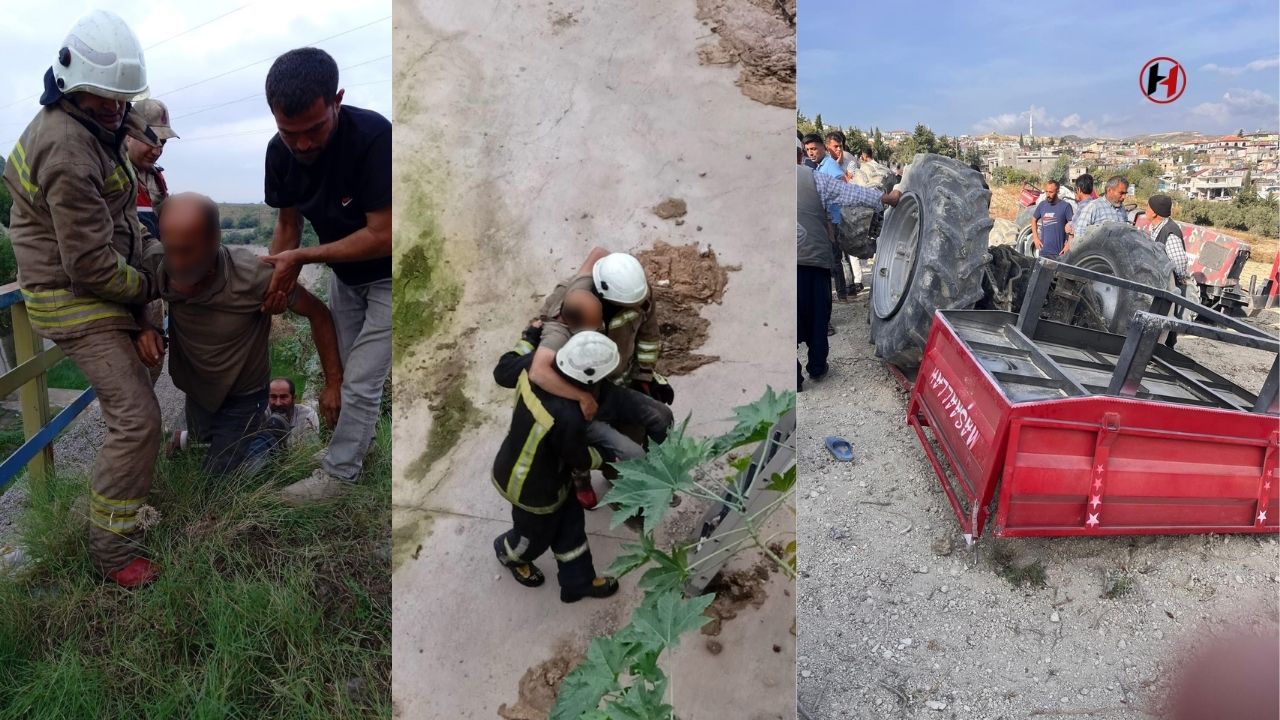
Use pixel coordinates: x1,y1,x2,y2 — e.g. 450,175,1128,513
905,259,1279,542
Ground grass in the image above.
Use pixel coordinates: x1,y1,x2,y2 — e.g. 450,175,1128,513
45,359,89,391
1102,570,1135,599
989,543,1048,589
0,420,391,718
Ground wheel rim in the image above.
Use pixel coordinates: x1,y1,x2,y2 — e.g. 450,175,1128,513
872,192,921,320
1075,254,1121,323
1016,226,1035,258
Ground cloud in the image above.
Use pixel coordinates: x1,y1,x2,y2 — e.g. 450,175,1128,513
1201,57,1280,75
1190,88,1280,127
971,105,1126,137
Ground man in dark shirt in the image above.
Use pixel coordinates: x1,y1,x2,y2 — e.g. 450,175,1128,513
492,331,621,603
256,48,392,505
1031,180,1074,258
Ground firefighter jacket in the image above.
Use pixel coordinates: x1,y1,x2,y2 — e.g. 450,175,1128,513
3,100,159,340
491,370,612,514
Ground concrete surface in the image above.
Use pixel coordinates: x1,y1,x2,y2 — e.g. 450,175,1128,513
390,0,794,717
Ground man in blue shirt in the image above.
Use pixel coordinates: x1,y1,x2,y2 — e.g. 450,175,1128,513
1030,180,1073,258
803,134,853,301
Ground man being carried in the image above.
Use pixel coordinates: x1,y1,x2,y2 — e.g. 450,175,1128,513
492,331,622,603
529,250,674,465
269,377,322,446
257,48,392,505
137,193,342,476
1030,180,1074,259
3,11,165,587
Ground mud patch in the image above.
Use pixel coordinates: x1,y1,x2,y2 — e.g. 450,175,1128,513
392,189,461,369
391,512,434,573
635,241,739,376
694,0,796,108
497,639,585,720
700,558,773,636
404,360,477,482
653,197,688,220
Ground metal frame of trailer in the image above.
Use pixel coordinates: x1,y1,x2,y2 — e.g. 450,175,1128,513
904,258,1279,542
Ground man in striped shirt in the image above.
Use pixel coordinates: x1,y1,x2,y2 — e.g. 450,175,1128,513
1068,175,1129,238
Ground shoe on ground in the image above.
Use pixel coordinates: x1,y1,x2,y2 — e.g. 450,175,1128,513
280,469,347,507
493,537,545,587
107,557,159,588
850,283,864,297
560,576,619,603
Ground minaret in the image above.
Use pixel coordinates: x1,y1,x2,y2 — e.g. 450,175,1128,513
1029,106,1034,140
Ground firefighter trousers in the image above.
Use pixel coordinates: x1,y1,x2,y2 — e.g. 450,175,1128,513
496,500,595,589
57,330,162,575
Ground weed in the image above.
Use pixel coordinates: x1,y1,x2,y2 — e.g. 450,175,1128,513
1102,570,1134,599
0,420,391,718
989,543,1048,588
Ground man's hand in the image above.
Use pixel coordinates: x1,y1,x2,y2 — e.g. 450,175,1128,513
134,328,165,368
881,189,902,207
260,249,306,314
578,394,598,422
318,381,342,427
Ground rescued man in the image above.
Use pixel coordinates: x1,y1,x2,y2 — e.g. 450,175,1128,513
2,10,166,587
269,377,322,446
256,48,392,505
137,193,342,476
492,331,623,603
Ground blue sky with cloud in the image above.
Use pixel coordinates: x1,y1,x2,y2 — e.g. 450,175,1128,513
799,0,1279,138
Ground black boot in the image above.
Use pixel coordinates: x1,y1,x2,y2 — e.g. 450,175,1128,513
560,576,620,603
493,536,545,587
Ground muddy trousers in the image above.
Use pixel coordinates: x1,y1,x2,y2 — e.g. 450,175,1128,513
56,331,162,575
496,501,595,589
587,386,675,461
323,276,392,482
186,388,287,477
797,265,833,387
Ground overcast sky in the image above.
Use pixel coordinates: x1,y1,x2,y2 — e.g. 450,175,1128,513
0,0,391,202
800,0,1279,139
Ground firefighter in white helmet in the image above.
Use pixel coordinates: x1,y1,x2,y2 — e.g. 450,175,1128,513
491,331,622,603
2,10,165,588
528,248,675,508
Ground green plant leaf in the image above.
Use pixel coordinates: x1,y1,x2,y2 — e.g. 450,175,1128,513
636,544,690,595
602,679,673,720
765,465,796,493
550,642,620,720
629,590,715,653
600,428,714,534
713,386,795,453
607,535,656,578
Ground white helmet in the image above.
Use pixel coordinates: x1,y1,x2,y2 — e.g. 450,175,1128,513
53,10,149,102
555,331,619,385
592,253,649,306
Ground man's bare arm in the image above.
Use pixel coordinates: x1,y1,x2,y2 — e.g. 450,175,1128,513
289,287,344,426
1031,213,1042,249
271,206,304,254
575,246,611,277
529,347,597,420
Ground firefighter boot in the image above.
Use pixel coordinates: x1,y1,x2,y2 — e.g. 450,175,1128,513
106,557,160,588
493,536,545,587
560,576,620,603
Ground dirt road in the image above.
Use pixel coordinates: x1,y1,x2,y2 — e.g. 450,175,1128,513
796,287,1279,719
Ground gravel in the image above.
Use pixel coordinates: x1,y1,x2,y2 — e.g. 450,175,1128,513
796,286,1280,719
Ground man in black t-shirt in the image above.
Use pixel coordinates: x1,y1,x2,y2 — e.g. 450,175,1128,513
258,48,393,505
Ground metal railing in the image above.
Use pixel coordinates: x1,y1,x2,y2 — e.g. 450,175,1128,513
0,282,96,493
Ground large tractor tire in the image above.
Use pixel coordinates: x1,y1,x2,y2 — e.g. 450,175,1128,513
838,205,879,259
1014,204,1035,230
988,218,1019,247
1055,222,1173,333
869,153,992,367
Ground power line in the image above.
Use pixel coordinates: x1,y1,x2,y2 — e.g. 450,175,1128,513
172,56,390,120
153,16,390,99
0,3,261,111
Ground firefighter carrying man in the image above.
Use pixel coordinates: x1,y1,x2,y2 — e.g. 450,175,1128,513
491,331,623,603
2,10,165,587
527,249,675,508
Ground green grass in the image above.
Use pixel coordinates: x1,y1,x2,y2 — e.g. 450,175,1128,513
270,333,312,400
45,359,89,391
0,420,391,718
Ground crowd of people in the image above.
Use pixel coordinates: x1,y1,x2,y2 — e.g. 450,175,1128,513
1,11,391,587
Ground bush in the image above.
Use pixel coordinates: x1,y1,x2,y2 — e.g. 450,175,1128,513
1177,197,1279,238
990,166,1042,187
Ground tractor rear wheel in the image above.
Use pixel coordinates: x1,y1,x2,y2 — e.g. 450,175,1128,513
869,153,991,367
1056,222,1174,333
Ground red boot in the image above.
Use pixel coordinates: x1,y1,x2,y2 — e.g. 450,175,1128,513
107,557,159,588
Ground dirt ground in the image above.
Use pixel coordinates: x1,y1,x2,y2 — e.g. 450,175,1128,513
795,280,1279,719
695,0,795,108
636,241,740,375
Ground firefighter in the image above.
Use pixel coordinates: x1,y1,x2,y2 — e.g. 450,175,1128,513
2,10,163,587
124,99,177,239
492,331,622,603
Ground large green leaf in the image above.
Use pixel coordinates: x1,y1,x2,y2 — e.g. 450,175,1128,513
602,680,674,720
628,590,715,652
765,465,796,493
606,535,656,578
636,544,690,595
550,640,621,720
712,386,795,453
600,428,713,534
